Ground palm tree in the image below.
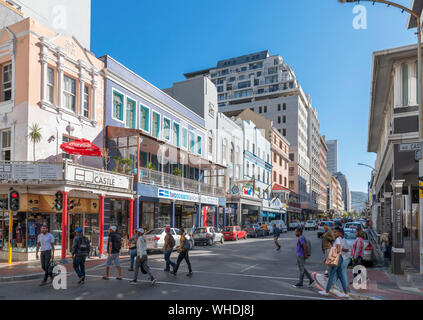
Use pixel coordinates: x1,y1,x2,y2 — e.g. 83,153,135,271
28,124,42,162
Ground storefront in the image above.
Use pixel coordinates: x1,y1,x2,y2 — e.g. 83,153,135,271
226,195,262,227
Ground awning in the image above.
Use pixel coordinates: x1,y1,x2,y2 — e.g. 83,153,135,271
60,139,103,157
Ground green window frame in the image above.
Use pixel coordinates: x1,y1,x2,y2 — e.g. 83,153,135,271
173,122,180,147
197,136,202,155
126,98,136,129
152,112,161,138
163,117,171,141
113,91,124,121
140,105,150,132
182,127,188,149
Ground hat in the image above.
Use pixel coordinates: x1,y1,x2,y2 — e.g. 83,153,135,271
75,227,83,233
165,227,171,232
110,226,117,232
137,228,145,234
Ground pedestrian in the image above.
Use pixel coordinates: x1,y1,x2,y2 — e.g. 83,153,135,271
321,222,335,277
36,225,55,286
102,226,122,280
319,227,349,298
171,228,193,276
130,228,156,285
128,232,139,272
71,227,91,284
293,227,314,288
163,227,176,272
333,228,350,294
272,224,281,251
351,229,364,281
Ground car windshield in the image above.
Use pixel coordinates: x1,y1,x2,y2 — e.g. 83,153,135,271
193,228,207,234
344,232,356,240
224,227,233,232
145,229,163,235
306,220,313,223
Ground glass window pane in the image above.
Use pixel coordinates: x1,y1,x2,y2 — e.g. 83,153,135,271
402,63,409,106
173,123,180,147
113,91,124,121
152,112,160,138
163,118,171,141
140,106,149,132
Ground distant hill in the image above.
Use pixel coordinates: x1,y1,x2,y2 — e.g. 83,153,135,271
351,191,368,212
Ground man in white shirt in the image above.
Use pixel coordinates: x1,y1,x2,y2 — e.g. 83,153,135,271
129,228,156,286
36,225,55,286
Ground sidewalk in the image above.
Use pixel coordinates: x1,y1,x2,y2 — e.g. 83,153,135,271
314,268,423,300
0,255,128,282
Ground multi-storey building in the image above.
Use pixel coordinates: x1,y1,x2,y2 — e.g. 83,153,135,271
328,174,343,215
319,136,328,214
308,107,321,216
333,172,351,212
325,138,338,174
184,50,317,215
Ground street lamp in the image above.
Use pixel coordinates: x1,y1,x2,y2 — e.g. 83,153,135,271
357,162,375,170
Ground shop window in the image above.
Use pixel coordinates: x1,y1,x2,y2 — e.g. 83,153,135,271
109,200,129,243
0,129,11,161
141,202,155,231
152,112,161,138
158,204,171,228
140,105,150,132
63,75,76,111
47,67,55,104
83,85,90,118
126,98,136,129
2,63,12,102
163,117,171,141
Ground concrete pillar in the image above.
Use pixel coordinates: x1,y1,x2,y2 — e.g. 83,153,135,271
384,192,392,235
61,191,68,261
99,195,105,257
391,180,406,274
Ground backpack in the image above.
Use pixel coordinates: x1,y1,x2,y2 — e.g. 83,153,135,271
113,234,122,252
182,237,191,251
168,235,176,249
305,238,312,257
77,236,90,254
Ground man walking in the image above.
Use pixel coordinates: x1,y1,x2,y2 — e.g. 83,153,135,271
103,226,122,280
130,228,156,285
321,222,335,277
163,227,176,272
293,227,314,288
272,224,281,251
128,232,139,272
171,228,192,276
36,225,55,286
71,227,91,284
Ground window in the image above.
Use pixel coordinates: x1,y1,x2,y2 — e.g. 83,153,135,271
278,104,281,111
163,117,171,141
189,131,196,152
284,177,287,187
264,106,267,113
126,98,136,129
0,129,11,161
2,64,12,102
173,122,180,147
283,129,286,136
208,136,213,154
112,91,124,121
197,136,202,155
279,175,282,184
140,105,150,132
63,75,76,111
47,67,55,104
402,63,409,106
152,112,161,138
238,81,251,89
182,127,188,149
278,116,281,124
83,85,90,118
259,106,262,113
283,116,286,123
283,103,286,110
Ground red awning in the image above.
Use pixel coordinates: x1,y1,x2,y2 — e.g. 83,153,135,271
60,139,103,157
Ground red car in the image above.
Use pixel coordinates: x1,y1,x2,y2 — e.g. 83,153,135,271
222,226,247,241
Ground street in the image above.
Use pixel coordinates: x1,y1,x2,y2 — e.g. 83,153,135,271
0,231,333,300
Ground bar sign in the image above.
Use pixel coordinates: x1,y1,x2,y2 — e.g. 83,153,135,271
399,142,423,152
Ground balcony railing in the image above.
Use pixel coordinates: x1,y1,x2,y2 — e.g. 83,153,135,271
138,167,224,197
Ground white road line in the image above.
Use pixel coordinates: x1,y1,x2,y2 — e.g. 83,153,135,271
85,274,333,300
240,264,259,273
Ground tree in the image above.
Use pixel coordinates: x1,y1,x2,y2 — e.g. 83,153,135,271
28,124,42,162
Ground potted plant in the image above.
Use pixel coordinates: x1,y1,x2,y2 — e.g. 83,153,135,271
173,167,182,176
114,156,121,172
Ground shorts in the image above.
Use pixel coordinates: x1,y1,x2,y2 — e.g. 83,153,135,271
106,253,120,267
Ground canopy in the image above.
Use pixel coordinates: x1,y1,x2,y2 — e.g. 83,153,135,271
60,139,103,157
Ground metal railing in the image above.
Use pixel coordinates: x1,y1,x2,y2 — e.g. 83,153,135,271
138,167,224,197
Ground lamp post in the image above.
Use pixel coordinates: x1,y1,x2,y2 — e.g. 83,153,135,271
340,0,423,274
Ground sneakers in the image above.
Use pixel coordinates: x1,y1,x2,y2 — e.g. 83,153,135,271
318,290,329,296
309,280,315,287
151,279,157,286
78,277,85,285
39,280,47,286
292,283,303,288
171,270,177,276
164,269,170,272
128,268,134,272
129,280,137,285
187,272,193,277
338,292,349,298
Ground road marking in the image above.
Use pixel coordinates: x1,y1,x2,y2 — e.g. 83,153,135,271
240,264,258,273
85,274,333,300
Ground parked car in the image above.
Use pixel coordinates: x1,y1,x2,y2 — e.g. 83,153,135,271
288,220,301,231
304,220,317,230
245,224,265,238
317,221,334,238
192,227,224,246
222,226,247,241
343,228,373,265
144,227,195,253
269,220,288,233
345,222,366,232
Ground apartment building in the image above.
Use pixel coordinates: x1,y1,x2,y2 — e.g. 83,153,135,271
308,107,321,215
185,50,316,215
328,174,343,214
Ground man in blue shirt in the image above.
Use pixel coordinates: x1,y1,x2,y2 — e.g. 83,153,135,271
293,227,314,288
273,224,281,251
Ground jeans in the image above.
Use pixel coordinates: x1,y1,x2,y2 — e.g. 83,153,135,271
164,249,176,270
174,250,192,273
133,255,155,281
73,255,87,279
129,249,137,269
334,257,350,292
40,250,52,282
326,256,348,293
297,256,312,285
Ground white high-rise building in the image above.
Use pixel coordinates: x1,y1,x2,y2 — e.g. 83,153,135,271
325,138,338,174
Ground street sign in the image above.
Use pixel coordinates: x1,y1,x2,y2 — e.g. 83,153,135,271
399,142,423,152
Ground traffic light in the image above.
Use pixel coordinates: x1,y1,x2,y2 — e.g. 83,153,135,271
68,199,75,210
9,190,20,212
0,197,7,210
54,191,63,211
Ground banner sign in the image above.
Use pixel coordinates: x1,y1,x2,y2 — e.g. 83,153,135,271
0,163,62,180
157,188,219,205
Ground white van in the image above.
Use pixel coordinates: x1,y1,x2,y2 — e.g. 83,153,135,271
269,220,288,234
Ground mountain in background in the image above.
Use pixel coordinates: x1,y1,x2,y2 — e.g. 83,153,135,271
351,191,368,212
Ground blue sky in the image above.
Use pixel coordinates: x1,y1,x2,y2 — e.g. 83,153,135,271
91,0,416,193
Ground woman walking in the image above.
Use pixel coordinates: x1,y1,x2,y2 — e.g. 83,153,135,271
334,228,351,294
319,227,349,298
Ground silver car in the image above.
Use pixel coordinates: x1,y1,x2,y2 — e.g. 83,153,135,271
192,227,224,246
343,228,373,264
144,228,194,253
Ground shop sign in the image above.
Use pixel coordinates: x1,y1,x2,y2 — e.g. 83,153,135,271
0,163,62,180
65,164,131,190
158,188,199,203
200,195,219,206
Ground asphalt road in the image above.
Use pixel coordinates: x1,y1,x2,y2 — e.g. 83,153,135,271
0,230,334,300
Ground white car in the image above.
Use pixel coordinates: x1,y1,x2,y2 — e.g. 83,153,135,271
304,220,317,230
288,220,301,231
269,220,288,233
192,227,224,246
144,228,194,253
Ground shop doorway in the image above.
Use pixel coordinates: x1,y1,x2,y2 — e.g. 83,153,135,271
68,213,99,254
